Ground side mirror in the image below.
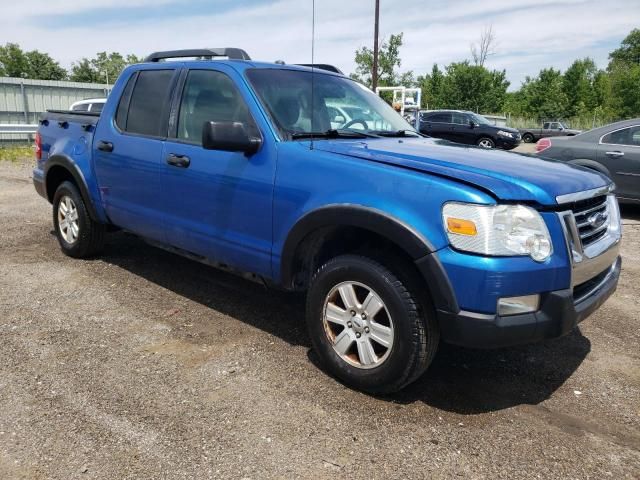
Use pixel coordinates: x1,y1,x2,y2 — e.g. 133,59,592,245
468,120,476,128
334,115,345,124
202,121,261,155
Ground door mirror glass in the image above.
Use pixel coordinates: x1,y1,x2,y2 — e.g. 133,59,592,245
202,121,261,155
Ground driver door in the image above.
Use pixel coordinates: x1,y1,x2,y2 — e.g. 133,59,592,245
160,66,276,277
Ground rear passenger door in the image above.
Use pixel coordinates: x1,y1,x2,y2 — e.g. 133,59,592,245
93,68,178,242
449,112,471,144
597,124,640,200
160,66,276,277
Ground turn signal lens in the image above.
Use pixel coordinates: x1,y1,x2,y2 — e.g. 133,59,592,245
446,217,477,236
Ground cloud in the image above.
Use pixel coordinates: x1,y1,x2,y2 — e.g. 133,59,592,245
1,0,638,89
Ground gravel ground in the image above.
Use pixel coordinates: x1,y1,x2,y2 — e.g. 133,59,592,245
0,159,638,479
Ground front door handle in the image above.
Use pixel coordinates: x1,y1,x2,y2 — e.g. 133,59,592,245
97,140,113,152
166,153,191,168
605,151,624,158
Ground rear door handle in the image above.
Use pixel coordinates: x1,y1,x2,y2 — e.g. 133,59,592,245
605,151,624,158
166,153,190,168
97,141,113,152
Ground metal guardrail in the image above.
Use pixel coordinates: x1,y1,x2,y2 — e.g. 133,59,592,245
0,124,38,134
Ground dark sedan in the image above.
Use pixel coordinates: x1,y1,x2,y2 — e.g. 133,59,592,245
419,110,521,150
536,118,640,203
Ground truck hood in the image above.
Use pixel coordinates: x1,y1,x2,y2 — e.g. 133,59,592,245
313,137,609,205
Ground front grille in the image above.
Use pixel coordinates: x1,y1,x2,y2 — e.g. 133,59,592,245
571,195,609,248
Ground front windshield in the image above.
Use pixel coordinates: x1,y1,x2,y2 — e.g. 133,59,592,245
246,68,415,138
469,113,492,126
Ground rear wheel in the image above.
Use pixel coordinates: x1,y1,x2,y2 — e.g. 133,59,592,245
477,137,495,148
306,254,438,394
53,181,105,258
522,133,534,143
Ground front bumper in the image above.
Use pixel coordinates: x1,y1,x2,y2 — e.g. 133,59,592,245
438,255,620,348
496,136,521,149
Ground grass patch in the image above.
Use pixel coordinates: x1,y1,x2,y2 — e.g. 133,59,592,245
0,145,34,163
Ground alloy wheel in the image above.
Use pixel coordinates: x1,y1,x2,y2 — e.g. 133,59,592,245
322,281,394,369
57,195,79,244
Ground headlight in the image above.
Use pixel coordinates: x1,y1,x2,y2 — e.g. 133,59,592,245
497,130,514,138
442,202,553,261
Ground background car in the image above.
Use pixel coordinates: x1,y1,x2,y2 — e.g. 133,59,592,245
519,121,582,143
69,98,106,114
419,110,521,149
536,118,640,203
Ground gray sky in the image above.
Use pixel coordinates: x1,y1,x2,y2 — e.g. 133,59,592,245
2,0,639,89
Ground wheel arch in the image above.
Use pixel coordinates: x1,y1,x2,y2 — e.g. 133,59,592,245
281,205,432,283
45,155,100,221
280,204,458,313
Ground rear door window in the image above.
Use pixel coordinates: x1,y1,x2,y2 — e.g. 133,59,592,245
451,113,467,125
427,112,451,123
119,69,176,137
72,103,89,112
90,102,104,114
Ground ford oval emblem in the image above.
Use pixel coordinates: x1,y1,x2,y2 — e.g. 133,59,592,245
587,210,609,229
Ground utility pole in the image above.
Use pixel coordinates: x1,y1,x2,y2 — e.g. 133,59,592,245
372,0,380,90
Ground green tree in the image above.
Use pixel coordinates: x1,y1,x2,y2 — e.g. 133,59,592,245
70,52,141,84
24,50,67,80
0,43,28,77
517,68,567,120
434,61,509,113
609,28,640,66
417,64,445,109
608,62,640,118
561,58,598,117
350,33,406,88
0,43,66,80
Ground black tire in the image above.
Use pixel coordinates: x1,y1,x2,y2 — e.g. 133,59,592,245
306,254,439,394
52,181,105,258
522,133,534,143
476,137,495,148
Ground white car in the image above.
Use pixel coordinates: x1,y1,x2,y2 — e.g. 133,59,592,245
70,98,106,114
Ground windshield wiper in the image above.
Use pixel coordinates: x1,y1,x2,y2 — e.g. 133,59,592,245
369,129,422,138
291,129,381,140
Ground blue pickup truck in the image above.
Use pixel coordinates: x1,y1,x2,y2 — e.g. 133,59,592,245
33,48,622,393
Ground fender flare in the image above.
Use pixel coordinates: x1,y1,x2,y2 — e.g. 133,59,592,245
44,154,100,221
280,204,459,313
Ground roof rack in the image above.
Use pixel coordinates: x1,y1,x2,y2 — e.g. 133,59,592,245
144,48,251,62
296,64,343,74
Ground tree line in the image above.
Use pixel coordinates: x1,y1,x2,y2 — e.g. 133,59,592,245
351,29,640,126
0,43,141,84
2,29,639,125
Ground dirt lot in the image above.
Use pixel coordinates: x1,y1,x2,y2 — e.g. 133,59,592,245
0,159,638,479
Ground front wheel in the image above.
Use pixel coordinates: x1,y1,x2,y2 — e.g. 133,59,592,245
306,254,438,394
477,137,495,148
53,181,105,258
